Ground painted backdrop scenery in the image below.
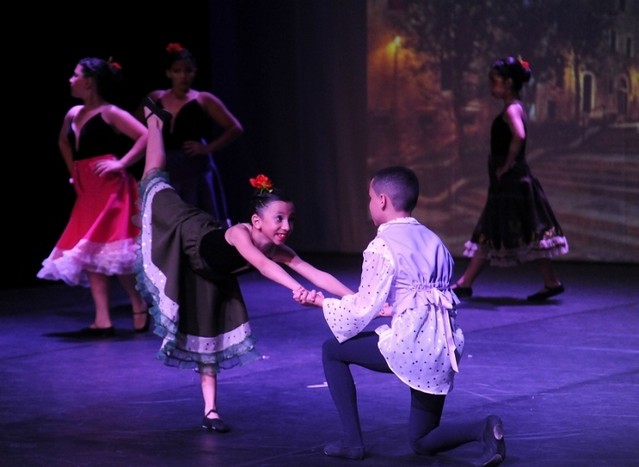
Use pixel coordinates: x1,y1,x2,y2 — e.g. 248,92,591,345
367,0,639,263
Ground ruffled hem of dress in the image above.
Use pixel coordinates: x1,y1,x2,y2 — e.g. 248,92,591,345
139,270,262,374
156,334,261,374
38,239,139,287
135,168,176,332
463,236,569,267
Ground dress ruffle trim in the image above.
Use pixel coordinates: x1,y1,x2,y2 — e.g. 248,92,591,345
38,238,139,287
157,327,260,373
463,235,569,267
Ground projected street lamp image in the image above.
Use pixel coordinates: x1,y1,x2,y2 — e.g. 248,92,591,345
392,35,401,108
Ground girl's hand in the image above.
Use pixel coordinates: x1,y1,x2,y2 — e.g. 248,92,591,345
378,302,394,317
94,159,124,176
182,140,206,156
293,288,324,307
292,286,308,302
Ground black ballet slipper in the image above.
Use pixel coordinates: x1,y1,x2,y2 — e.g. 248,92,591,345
526,283,565,302
451,282,473,298
143,96,172,124
202,409,231,433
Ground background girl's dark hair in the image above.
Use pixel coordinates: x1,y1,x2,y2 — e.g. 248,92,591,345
79,57,123,103
491,56,532,92
166,44,197,70
251,188,292,216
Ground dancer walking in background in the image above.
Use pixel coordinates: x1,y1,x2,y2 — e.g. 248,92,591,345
138,99,353,433
137,42,243,226
38,57,149,336
296,166,506,465
452,55,569,301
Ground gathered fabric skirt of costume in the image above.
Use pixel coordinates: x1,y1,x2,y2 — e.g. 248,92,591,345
136,170,260,375
37,155,140,288
464,170,569,267
166,148,232,227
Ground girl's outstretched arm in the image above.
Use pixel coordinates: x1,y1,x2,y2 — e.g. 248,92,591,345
225,224,306,293
285,255,354,297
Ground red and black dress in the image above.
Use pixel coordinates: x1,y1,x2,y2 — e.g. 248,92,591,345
38,113,140,287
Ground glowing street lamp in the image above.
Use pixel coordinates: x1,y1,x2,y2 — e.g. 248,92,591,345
393,35,402,109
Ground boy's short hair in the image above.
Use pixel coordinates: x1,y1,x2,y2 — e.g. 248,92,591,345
371,166,419,212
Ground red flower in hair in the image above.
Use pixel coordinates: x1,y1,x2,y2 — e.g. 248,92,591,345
249,174,273,193
107,56,122,71
517,55,530,71
166,42,184,53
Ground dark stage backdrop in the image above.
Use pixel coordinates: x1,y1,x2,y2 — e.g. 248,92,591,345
7,0,637,289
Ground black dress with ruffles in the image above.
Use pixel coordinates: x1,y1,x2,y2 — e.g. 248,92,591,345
464,110,569,266
137,170,260,375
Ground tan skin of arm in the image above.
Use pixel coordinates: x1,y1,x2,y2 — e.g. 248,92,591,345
225,223,307,293
58,107,79,175
294,196,407,315
282,255,355,297
185,91,243,156
224,223,354,297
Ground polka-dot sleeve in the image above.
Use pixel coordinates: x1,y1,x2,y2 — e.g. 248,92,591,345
322,237,394,342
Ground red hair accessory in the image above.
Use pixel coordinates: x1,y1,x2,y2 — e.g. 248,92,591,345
166,43,185,54
517,55,530,71
249,174,273,193
108,56,122,71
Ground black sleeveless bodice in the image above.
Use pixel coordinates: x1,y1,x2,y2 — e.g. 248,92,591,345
68,113,126,161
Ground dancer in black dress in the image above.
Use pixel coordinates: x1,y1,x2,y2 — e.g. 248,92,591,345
138,42,242,225
452,56,569,301
138,98,353,433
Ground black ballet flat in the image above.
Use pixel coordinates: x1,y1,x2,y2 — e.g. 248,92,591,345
202,409,231,433
526,284,565,302
143,96,172,124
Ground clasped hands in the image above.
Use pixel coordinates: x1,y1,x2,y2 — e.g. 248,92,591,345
292,287,324,307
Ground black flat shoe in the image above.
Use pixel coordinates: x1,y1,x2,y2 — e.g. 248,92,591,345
477,415,506,466
451,282,473,298
323,441,365,460
202,409,231,433
527,284,565,301
143,96,172,124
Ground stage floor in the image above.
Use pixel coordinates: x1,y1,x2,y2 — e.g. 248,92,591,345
1,255,638,466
